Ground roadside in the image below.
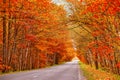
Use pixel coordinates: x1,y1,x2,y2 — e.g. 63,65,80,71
0,61,83,80
0,62,65,76
79,62,120,80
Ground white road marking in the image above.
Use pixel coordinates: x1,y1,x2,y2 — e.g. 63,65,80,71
78,65,81,80
78,65,87,80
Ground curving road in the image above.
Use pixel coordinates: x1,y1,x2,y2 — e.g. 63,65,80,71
0,60,86,80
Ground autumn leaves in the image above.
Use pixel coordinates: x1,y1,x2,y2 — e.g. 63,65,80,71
0,0,120,75
67,0,120,75
0,0,74,72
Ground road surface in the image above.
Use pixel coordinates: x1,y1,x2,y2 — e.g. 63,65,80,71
0,60,86,80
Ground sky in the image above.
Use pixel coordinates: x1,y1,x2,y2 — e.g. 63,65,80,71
52,0,67,5
51,0,73,16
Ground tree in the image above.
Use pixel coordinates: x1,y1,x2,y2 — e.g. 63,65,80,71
67,0,120,74
0,0,74,72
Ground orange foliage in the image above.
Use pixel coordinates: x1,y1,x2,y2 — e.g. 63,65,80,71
0,0,74,72
116,62,120,68
77,54,87,63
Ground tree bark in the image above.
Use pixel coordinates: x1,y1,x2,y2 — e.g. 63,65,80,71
2,0,7,67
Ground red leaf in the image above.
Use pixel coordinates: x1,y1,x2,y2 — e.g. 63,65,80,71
116,62,120,68
25,34,37,42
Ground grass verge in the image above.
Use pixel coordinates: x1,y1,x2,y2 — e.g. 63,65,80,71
79,62,120,80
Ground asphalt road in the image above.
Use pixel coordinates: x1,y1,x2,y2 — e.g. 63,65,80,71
0,60,86,80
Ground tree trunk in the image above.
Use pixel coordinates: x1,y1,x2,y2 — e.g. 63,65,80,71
94,54,99,69
2,0,7,68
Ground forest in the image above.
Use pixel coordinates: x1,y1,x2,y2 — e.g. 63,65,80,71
67,0,120,75
0,0,75,72
0,0,120,77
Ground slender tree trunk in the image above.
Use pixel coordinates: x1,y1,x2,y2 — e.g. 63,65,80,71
8,0,12,66
2,0,7,68
94,54,99,69
94,37,99,69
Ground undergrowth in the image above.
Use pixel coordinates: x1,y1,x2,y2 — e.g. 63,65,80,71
79,62,120,80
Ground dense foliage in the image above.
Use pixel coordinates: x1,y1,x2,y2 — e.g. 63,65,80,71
0,0,74,72
67,0,120,75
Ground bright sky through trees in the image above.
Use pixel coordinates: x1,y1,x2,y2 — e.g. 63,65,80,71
52,0,73,15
